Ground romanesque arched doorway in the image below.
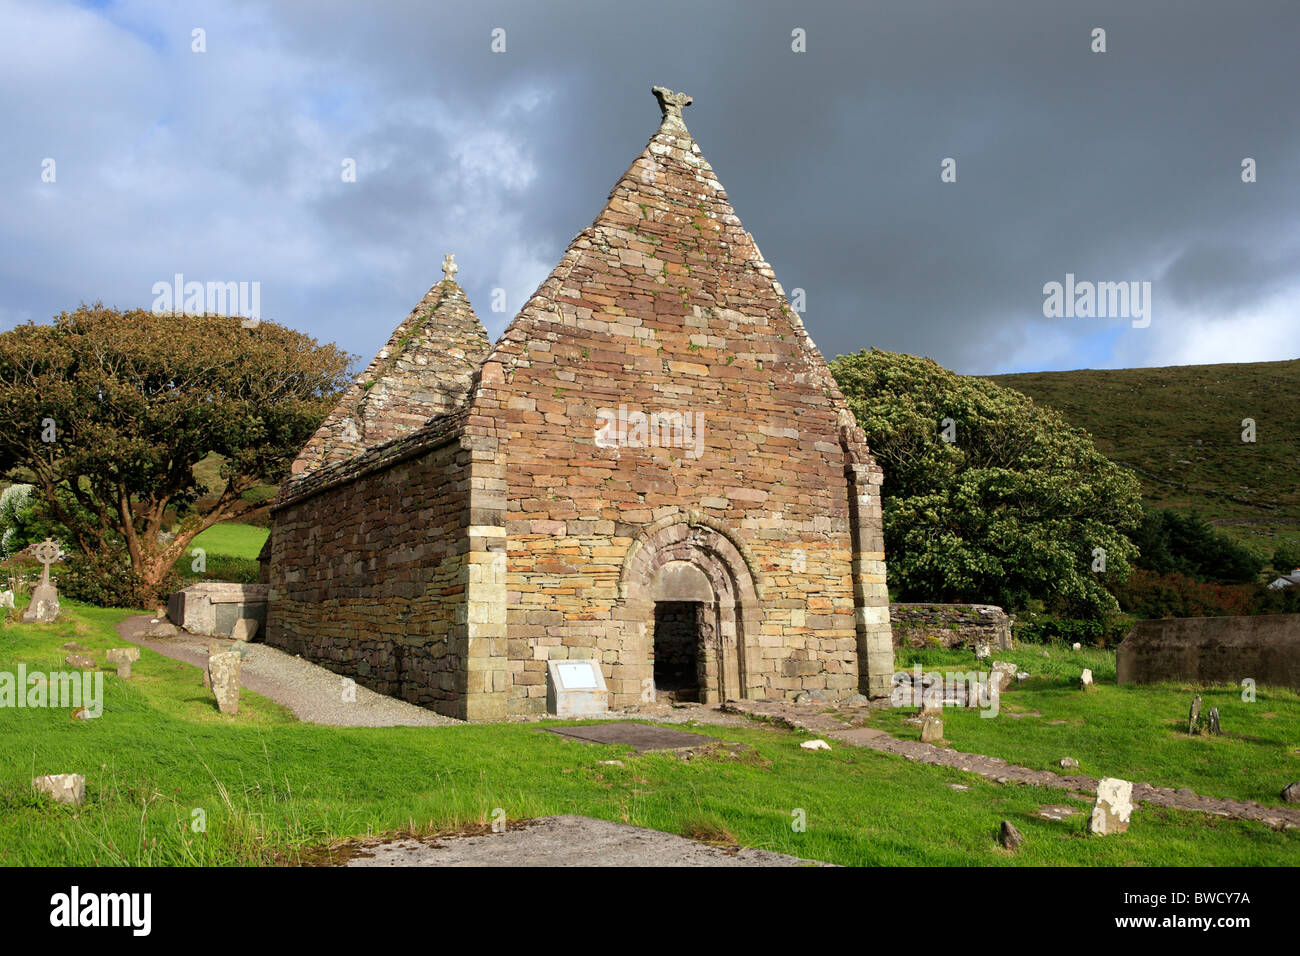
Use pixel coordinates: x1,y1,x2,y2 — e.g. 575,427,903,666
619,514,762,706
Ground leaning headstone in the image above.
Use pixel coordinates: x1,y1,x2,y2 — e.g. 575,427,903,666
1089,777,1133,835
21,539,62,623
920,715,943,743
106,647,140,679
998,820,1023,851
989,661,1017,695
1188,694,1201,735
32,773,85,805
207,651,242,715
64,654,95,669
230,618,259,643
1079,668,1094,691
1208,706,1220,736
1282,782,1300,803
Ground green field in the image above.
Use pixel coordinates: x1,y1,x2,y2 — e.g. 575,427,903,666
986,359,1300,556
1,604,1296,866
189,523,268,560
880,647,1300,807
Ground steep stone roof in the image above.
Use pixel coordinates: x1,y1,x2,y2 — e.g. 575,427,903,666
286,269,490,485
466,85,876,465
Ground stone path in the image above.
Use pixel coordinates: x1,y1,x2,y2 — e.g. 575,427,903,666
116,614,462,727
717,700,1300,830
338,814,829,867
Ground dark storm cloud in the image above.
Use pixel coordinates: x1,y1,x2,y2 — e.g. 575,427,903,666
2,0,1296,374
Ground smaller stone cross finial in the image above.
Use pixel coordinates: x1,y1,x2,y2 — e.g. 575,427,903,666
33,539,59,587
441,253,458,282
652,86,693,127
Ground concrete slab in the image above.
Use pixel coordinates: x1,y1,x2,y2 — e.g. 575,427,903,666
342,815,829,867
545,722,728,752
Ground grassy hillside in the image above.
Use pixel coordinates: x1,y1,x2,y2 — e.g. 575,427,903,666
986,359,1300,557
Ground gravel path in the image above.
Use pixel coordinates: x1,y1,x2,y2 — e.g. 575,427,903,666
116,614,462,727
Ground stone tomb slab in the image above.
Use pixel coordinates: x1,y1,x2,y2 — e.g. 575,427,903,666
546,722,730,753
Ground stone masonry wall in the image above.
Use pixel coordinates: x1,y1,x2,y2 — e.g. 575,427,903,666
266,433,473,718
462,91,892,715
889,604,1013,651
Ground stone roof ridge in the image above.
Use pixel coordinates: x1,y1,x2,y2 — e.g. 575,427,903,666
285,258,490,485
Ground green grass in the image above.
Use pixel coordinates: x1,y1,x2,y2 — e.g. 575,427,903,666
188,523,268,560
1,605,1295,866
985,359,1300,555
880,646,1300,807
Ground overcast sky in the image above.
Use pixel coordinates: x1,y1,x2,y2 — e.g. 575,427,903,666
3,0,1297,375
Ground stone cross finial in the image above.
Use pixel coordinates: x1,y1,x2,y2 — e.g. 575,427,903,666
652,86,692,127
441,253,458,282
32,539,59,587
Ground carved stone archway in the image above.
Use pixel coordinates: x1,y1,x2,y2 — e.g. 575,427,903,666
620,515,762,706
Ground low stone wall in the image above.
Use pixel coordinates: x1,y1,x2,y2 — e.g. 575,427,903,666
1117,614,1300,690
889,604,1012,651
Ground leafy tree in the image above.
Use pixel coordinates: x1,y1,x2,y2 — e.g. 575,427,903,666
1129,507,1264,584
830,349,1143,619
0,304,353,602
0,482,59,557
1272,540,1300,576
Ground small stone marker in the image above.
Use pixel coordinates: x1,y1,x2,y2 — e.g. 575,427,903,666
1208,706,1220,736
106,647,140,678
546,659,609,717
1188,694,1201,735
800,739,831,751
0,589,13,608
207,650,242,715
32,773,85,805
1071,642,1081,651
144,620,179,638
64,654,95,669
21,539,62,623
974,641,991,662
1282,782,1300,803
1089,777,1133,835
920,715,943,743
1079,668,1094,691
998,820,1023,851
230,618,259,642
1059,757,1080,770
989,661,1017,694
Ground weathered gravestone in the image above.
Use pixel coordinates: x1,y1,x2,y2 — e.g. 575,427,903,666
106,647,140,679
1208,706,1220,736
1089,777,1133,835
1282,782,1300,803
207,651,242,715
999,820,1023,851
0,589,14,609
1188,694,1201,735
1079,668,1094,691
21,539,61,623
920,715,943,743
32,773,85,805
230,618,259,642
989,661,1017,695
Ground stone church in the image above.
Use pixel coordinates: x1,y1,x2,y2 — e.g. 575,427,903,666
264,87,893,721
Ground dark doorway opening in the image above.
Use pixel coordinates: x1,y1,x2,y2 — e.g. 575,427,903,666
654,601,701,702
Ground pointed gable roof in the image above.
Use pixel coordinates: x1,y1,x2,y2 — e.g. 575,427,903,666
469,86,872,458
287,259,490,483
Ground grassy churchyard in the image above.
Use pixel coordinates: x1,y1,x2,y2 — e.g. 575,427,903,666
2,598,1297,867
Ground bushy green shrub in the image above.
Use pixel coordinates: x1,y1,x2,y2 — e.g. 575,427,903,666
58,550,178,609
